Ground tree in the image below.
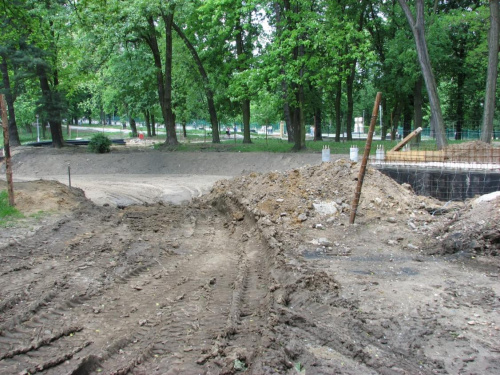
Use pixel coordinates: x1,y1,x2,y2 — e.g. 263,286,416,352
0,0,27,146
0,53,20,146
398,0,447,149
172,22,221,143
142,3,178,145
481,0,499,143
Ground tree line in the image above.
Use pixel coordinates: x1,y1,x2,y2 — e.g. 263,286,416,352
1,0,498,150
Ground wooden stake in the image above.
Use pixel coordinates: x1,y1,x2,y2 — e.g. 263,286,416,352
349,92,382,225
1,94,15,206
389,127,423,152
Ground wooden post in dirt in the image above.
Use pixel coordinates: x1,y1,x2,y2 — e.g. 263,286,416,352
349,92,382,225
389,127,423,152
1,94,15,206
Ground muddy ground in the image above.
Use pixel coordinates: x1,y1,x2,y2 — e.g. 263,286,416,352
0,146,499,375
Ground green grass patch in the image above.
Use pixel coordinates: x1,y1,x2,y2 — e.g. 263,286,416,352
156,136,407,154
0,191,24,225
158,135,465,155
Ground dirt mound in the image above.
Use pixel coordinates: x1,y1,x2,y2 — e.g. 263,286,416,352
207,159,437,225
0,180,88,216
445,141,500,163
428,192,500,256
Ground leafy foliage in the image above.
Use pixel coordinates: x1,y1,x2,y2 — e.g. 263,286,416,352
1,0,497,150
87,133,112,154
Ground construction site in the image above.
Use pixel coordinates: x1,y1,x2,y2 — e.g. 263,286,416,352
0,140,499,374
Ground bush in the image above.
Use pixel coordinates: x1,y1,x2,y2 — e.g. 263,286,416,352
88,133,112,153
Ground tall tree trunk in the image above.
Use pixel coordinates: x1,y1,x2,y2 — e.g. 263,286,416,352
0,55,20,146
235,16,252,144
242,99,251,143
162,8,177,145
144,109,152,137
172,22,220,143
282,82,294,143
379,97,387,140
36,64,63,148
314,108,322,141
151,114,156,136
346,60,356,141
129,116,137,137
403,99,412,138
398,0,448,149
275,1,293,143
414,76,423,143
299,83,306,149
391,99,402,140
291,92,302,151
144,13,178,146
455,69,465,140
335,80,342,142
481,0,499,143
182,120,187,138
293,43,306,151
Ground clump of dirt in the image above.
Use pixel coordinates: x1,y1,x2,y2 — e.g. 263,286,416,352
444,140,500,163
0,180,90,248
428,192,500,256
1,180,88,216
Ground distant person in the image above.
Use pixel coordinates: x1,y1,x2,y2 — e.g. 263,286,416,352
226,127,230,138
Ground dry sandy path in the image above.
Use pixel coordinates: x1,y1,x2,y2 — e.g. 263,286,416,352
3,146,329,206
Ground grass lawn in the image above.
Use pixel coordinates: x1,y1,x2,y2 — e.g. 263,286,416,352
0,190,23,226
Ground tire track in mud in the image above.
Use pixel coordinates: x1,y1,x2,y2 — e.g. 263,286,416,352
217,192,444,374
0,202,274,374
0,204,161,374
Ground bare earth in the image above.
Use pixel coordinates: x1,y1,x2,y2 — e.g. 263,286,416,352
0,146,499,375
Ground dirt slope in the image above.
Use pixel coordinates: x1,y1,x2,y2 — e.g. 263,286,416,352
1,148,499,374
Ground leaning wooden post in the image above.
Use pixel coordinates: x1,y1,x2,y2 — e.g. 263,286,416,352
1,94,15,206
349,92,382,225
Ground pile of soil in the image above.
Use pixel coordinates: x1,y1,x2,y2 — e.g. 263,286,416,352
444,141,500,163
207,159,437,224
428,192,500,256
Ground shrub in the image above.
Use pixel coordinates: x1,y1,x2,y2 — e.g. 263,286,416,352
88,133,112,153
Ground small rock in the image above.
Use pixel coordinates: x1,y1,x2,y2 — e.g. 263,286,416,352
297,213,308,222
407,243,419,250
276,198,284,203
408,222,417,230
387,217,397,224
317,237,332,246
388,239,398,246
467,320,476,325
232,211,244,221
139,319,148,326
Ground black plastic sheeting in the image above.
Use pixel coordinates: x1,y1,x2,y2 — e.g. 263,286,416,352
375,165,500,201
26,139,126,147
